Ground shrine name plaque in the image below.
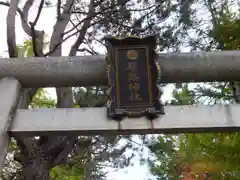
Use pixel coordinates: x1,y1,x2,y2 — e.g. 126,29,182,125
105,35,164,119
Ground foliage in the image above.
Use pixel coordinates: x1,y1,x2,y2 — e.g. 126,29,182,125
2,0,240,179
147,1,240,179
17,40,34,58
30,88,56,108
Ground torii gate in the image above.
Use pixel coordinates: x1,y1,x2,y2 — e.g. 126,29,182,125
1,50,240,173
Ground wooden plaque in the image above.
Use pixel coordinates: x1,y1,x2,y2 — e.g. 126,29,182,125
105,35,164,119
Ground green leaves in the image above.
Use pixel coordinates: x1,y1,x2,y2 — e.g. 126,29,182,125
147,4,240,178
170,84,195,105
213,14,240,50
17,40,34,58
51,165,84,180
73,87,107,107
30,88,56,108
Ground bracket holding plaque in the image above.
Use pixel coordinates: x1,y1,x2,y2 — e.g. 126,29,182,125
104,35,165,120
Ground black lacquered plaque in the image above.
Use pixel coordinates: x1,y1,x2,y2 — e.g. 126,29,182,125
105,35,164,119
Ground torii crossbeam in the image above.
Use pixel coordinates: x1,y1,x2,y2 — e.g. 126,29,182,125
0,50,240,170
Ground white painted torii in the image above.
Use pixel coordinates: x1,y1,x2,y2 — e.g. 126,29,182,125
1,50,240,171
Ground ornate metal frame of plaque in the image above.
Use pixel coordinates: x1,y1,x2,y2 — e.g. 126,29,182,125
105,35,165,120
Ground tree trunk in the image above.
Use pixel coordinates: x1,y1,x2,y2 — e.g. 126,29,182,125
22,151,51,180
6,1,77,179
22,164,50,180
84,137,93,180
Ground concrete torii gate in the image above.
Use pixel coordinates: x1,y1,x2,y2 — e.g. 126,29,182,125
1,50,240,172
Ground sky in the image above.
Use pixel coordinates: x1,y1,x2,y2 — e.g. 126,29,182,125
0,0,176,179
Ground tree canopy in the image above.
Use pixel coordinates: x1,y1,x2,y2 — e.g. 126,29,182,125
0,0,240,179
147,1,240,179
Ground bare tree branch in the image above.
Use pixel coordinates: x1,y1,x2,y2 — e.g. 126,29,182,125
49,0,75,55
0,0,44,52
78,47,98,55
44,29,79,56
45,0,128,56
64,19,82,35
0,1,23,16
32,0,44,26
21,0,35,36
29,0,45,56
57,0,61,19
82,37,102,54
69,0,95,55
63,5,113,37
6,0,20,57
29,27,40,56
